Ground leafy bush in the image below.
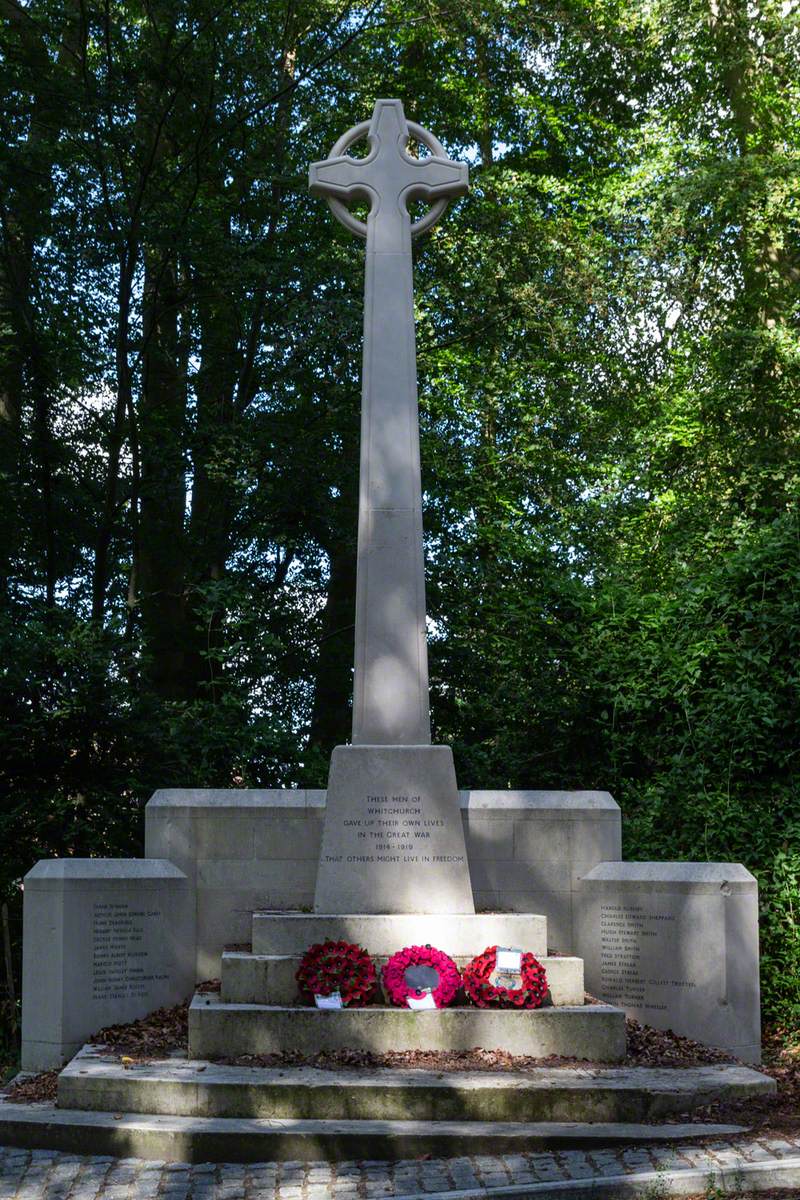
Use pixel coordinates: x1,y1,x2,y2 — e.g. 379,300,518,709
581,512,800,1026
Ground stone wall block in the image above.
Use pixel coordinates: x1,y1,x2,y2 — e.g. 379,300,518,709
252,816,323,860
462,818,515,861
568,816,622,868
578,861,761,1062
194,811,256,861
513,820,572,861
144,805,195,883
197,860,317,892
21,859,194,1071
145,787,623,971
470,859,569,894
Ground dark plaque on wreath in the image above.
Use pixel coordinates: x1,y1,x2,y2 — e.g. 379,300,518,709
404,963,441,992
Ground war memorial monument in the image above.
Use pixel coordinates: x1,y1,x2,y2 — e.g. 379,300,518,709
1,100,771,1162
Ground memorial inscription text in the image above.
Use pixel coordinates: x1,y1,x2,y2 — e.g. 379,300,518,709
92,901,169,1002
323,793,465,867
599,902,696,1013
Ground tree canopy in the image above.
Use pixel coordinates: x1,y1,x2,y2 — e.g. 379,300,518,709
1,0,798,1032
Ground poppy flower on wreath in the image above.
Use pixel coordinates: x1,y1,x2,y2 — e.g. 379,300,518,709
382,944,461,1008
296,939,377,1007
462,945,548,1009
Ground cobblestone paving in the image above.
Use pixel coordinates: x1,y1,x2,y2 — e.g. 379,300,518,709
1,1137,799,1198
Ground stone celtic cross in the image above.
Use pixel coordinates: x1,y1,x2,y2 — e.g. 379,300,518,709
310,98,468,746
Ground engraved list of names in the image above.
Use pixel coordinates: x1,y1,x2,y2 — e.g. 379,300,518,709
598,901,695,1015
92,901,169,1003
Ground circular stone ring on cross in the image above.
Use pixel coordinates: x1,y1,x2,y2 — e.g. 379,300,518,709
323,119,451,240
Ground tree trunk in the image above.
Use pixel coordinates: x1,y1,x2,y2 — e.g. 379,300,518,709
708,0,798,488
0,0,82,593
307,530,358,754
92,250,136,621
137,250,193,699
185,41,298,696
708,0,797,324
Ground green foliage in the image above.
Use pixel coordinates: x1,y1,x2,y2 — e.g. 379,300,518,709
578,512,800,1024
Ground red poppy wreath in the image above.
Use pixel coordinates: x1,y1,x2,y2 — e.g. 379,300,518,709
296,939,377,1007
463,945,548,1009
382,944,461,1008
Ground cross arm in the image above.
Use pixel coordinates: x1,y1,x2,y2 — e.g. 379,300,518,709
400,153,468,206
309,155,375,205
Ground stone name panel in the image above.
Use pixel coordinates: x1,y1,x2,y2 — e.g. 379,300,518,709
91,900,169,1004
579,861,761,1062
22,859,194,1071
598,900,691,1013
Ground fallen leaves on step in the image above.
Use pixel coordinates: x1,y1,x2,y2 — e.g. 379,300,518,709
88,1001,190,1057
1,1069,59,1104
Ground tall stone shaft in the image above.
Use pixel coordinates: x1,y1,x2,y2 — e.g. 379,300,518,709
310,98,468,745
310,100,473,914
353,226,428,744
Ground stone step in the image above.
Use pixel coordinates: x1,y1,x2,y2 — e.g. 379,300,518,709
252,911,548,957
59,1046,775,1124
0,1098,748,1163
220,951,584,1007
188,995,627,1060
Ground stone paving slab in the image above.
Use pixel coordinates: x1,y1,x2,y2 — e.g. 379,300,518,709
1,1138,800,1198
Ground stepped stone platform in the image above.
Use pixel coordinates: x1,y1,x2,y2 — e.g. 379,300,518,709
191,908,620,1060
0,1043,775,1163
60,1047,775,1124
188,996,627,1059
0,1098,750,1164
251,911,548,956
221,950,585,1006
10,903,769,1165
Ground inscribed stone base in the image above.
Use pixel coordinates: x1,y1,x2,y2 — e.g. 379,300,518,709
21,859,194,1071
145,786,620,974
314,745,474,914
578,861,761,1062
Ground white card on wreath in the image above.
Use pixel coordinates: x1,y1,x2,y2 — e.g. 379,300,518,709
314,991,343,1009
496,947,522,972
407,989,437,1011
494,972,520,989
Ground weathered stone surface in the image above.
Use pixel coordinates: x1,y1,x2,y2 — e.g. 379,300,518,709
314,746,474,914
466,790,622,954
145,789,326,978
578,861,761,1062
0,1098,747,1164
188,996,627,1061
252,911,547,957
309,100,467,747
58,1046,774,1124
220,951,583,1007
21,860,194,1071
